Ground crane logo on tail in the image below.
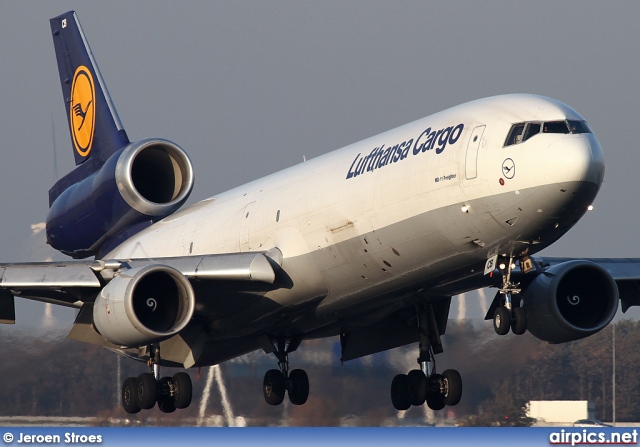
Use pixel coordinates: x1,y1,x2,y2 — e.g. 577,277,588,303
70,65,95,158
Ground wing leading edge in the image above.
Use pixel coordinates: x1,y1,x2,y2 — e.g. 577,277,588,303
0,250,281,318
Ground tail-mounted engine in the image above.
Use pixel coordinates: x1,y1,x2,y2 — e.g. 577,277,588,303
523,260,619,343
46,138,194,257
93,265,195,348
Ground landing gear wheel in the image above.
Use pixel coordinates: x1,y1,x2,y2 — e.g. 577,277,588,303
172,372,192,409
442,369,462,406
426,392,446,411
263,369,286,406
425,374,446,410
136,373,157,410
122,377,141,414
157,378,176,413
158,396,176,413
287,369,309,405
390,374,411,411
407,369,427,406
511,307,527,335
493,306,511,335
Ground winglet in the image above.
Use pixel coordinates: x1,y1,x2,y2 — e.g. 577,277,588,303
50,11,129,166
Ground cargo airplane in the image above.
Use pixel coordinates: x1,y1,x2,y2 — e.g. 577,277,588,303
1,11,635,414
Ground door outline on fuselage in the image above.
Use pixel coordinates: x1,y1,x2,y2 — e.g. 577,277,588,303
465,125,486,180
240,201,257,251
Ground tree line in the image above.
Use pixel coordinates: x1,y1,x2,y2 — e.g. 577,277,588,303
0,319,637,426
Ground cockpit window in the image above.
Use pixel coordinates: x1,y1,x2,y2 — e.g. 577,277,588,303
543,121,569,134
505,123,525,146
523,122,541,141
567,120,591,133
504,119,591,146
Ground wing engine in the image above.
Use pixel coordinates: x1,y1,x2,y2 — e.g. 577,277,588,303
93,264,195,347
523,260,618,343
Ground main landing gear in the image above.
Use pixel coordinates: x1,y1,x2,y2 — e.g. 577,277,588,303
492,257,527,336
390,303,462,411
262,336,309,406
121,344,193,414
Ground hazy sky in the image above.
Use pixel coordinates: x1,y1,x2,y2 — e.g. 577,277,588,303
1,1,639,327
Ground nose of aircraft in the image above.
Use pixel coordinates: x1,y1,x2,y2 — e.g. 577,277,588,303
546,134,605,188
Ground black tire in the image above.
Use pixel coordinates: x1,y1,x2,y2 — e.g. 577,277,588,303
493,306,511,335
390,374,411,411
122,377,141,414
407,369,427,406
425,373,445,410
263,369,286,406
288,369,309,405
442,369,462,406
426,392,446,411
158,395,176,413
172,372,192,409
136,373,157,410
511,307,527,335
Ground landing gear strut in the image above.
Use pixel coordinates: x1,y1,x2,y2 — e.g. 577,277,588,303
492,257,527,336
263,336,309,406
390,303,462,411
121,344,193,414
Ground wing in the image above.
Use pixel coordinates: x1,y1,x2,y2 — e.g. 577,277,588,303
0,250,282,366
0,250,280,310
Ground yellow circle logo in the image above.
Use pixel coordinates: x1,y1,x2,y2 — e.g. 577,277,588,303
70,66,96,158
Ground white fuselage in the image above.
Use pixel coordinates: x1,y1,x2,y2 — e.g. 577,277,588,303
106,94,604,335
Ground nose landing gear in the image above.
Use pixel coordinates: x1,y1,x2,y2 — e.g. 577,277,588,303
492,257,527,336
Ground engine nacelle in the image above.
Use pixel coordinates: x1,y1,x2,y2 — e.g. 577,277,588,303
93,265,195,347
523,260,618,343
46,138,194,257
